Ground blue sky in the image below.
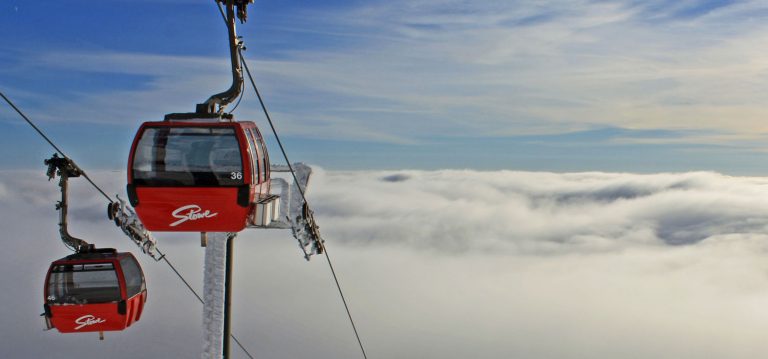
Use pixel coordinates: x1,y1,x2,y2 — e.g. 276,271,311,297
8,2,768,357
3,0,768,173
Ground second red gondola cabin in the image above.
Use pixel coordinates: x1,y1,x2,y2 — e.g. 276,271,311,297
43,248,147,334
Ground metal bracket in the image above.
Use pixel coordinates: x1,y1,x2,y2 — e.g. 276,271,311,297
197,0,253,115
44,154,89,252
251,163,324,260
107,197,159,260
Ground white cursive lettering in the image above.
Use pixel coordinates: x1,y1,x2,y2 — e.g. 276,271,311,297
170,204,219,227
74,314,106,330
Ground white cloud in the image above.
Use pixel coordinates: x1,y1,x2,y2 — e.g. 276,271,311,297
247,0,768,142
312,169,768,253
26,52,231,126
17,1,768,147
4,160,768,357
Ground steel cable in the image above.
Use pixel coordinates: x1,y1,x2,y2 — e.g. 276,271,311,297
213,3,371,356
0,90,255,359
239,51,370,359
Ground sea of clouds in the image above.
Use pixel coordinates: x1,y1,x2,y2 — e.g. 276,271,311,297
315,169,768,252
2,169,768,358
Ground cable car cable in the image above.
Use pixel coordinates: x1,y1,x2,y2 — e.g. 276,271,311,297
0,92,66,158
239,52,370,359
239,51,308,200
1,90,256,359
216,0,228,24
212,4,369,356
215,4,366,357
228,80,246,115
156,247,255,359
0,91,114,204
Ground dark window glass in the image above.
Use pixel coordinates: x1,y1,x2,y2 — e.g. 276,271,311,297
245,129,260,184
119,256,145,298
256,132,270,181
47,263,120,304
133,127,244,186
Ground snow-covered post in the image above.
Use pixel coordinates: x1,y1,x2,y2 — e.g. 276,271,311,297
202,232,236,359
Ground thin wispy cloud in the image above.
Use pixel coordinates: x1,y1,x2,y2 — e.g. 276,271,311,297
8,0,768,148
249,0,768,141
5,0,768,173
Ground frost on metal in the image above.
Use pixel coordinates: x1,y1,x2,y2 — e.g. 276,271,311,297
202,233,233,359
264,163,324,260
109,196,159,259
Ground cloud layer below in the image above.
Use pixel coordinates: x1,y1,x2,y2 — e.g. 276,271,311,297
2,168,768,358
314,169,768,253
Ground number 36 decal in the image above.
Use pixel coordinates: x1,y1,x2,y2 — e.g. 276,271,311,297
230,172,243,180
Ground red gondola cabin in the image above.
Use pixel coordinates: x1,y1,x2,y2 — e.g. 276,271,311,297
43,248,146,334
127,116,273,232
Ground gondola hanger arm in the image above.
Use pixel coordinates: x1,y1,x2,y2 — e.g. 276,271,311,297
45,154,89,252
196,0,253,115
